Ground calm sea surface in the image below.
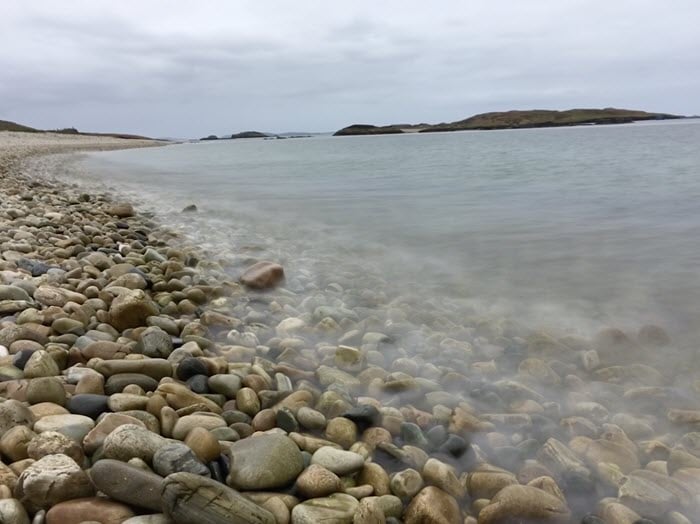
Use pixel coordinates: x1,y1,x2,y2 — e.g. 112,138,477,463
77,120,700,343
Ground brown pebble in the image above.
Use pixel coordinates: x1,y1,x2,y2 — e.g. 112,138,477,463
185,427,221,463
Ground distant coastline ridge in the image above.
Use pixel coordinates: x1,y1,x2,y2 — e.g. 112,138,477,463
333,107,685,136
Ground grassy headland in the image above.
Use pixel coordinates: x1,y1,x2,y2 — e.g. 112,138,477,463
333,108,684,136
0,119,154,140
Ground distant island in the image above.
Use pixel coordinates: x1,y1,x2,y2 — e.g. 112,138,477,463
0,119,153,140
199,131,314,141
333,108,686,136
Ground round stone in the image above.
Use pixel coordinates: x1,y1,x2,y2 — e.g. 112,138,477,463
138,326,173,358
296,465,342,498
0,425,36,462
102,424,168,463
235,388,260,417
184,427,221,463
15,454,94,513
390,469,424,498
226,434,303,490
109,290,159,331
26,377,66,406
297,407,327,430
324,417,358,449
23,350,60,379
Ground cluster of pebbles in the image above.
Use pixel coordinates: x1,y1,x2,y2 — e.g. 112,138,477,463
0,139,700,524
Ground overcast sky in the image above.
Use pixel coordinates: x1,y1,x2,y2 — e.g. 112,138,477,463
1,1,698,137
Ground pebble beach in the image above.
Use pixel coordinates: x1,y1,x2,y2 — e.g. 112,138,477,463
1,131,700,524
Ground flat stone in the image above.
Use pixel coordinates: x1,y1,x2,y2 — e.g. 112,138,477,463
45,497,135,524
172,413,226,440
0,285,33,302
108,393,149,412
52,318,85,336
226,434,303,490
89,459,163,512
33,287,85,307
107,203,135,218
240,261,285,290
105,373,160,394
66,394,109,419
311,446,365,476
34,414,95,442
15,454,94,513
82,341,127,360
122,516,172,524
92,358,173,379
291,493,358,524
161,471,275,524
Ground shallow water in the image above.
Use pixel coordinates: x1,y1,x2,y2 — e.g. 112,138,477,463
77,119,700,343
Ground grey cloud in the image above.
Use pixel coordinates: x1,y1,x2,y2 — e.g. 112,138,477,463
1,1,698,137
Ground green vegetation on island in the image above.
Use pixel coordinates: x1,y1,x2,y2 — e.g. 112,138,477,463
333,108,685,136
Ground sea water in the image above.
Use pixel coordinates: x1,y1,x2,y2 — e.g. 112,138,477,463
77,119,700,345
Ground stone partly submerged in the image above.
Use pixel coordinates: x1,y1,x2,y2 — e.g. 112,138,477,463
0,131,698,523
239,261,285,289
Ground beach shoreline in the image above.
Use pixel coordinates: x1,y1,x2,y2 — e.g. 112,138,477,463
1,131,699,523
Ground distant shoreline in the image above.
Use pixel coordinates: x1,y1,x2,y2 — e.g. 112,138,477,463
333,107,687,136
